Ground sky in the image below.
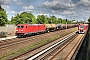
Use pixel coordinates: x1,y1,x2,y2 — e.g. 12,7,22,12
0,0,90,22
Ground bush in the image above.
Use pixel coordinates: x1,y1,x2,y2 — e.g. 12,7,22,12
0,31,7,38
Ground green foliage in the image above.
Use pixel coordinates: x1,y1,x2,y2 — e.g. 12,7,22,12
50,16,57,24
11,12,36,25
36,15,47,24
36,15,60,24
57,18,62,24
35,15,73,24
0,5,8,26
88,17,90,23
7,20,11,24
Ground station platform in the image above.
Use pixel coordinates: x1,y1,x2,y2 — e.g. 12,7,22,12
0,36,17,41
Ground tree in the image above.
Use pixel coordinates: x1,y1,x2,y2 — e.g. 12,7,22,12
0,5,8,26
50,16,57,24
11,12,36,25
36,15,46,24
88,17,90,23
57,18,62,24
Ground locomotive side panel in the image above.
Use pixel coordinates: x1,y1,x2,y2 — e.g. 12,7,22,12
15,24,46,37
37,24,46,33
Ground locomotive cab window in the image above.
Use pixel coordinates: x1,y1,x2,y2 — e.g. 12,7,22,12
17,26,24,28
80,26,84,28
21,26,24,28
17,26,20,28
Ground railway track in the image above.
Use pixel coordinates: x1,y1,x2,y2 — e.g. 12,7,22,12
11,31,86,60
49,34,85,60
0,30,63,48
28,34,85,60
0,28,77,60
11,31,77,60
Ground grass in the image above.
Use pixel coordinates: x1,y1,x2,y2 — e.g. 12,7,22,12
0,29,77,60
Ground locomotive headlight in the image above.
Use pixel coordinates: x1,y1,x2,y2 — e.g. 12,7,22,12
16,30,18,31
21,30,23,31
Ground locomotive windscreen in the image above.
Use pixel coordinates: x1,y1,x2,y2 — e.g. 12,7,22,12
17,26,24,28
80,26,84,28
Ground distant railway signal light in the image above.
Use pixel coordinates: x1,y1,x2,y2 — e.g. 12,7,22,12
66,19,67,29
66,19,67,22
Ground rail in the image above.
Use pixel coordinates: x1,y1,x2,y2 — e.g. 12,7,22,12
27,31,76,60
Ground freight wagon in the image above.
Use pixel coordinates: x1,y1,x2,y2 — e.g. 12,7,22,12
44,24,57,32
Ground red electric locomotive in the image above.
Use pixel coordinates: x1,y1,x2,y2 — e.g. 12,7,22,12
15,24,46,37
77,24,88,34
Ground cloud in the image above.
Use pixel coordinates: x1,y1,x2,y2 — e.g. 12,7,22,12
1,5,21,20
0,0,12,5
42,0,76,10
0,0,23,5
23,5,35,12
12,0,18,2
39,0,90,21
77,0,90,7
10,11,19,14
1,5,19,14
61,10,73,15
16,2,23,5
12,0,23,5
1,5,11,10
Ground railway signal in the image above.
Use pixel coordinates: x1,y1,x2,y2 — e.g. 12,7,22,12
66,19,67,22
66,19,67,29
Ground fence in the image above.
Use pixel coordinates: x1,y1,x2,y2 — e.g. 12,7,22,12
0,24,16,36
